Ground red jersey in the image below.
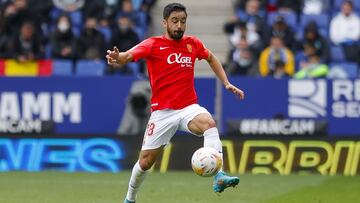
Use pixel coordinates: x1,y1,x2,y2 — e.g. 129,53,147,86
129,35,209,111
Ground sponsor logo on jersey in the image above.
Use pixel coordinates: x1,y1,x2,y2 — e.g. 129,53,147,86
167,53,192,65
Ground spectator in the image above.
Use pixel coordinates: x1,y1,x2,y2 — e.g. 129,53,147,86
78,17,106,60
3,0,33,35
0,0,11,8
27,0,53,23
296,43,317,69
11,21,43,62
276,0,302,13
108,15,140,75
302,0,330,14
266,15,295,50
83,0,120,23
5,0,52,40
138,0,157,28
236,0,267,37
132,0,145,11
83,0,104,20
330,0,360,44
50,14,78,59
269,60,290,79
301,21,329,62
118,0,147,38
234,0,268,11
52,0,84,12
330,0,360,62
111,15,139,53
226,21,261,52
259,36,295,76
294,53,328,79
226,36,258,76
140,0,157,12
0,13,12,58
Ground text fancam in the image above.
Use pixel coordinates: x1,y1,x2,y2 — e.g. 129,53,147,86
240,119,316,135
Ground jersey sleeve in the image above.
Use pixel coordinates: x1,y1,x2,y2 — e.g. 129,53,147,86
193,37,209,60
128,38,154,61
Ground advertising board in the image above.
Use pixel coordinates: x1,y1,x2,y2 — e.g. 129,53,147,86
1,135,358,176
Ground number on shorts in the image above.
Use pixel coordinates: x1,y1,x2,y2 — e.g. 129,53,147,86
147,122,155,136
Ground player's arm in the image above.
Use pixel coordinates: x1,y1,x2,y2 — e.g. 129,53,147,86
206,50,245,99
106,46,134,66
107,38,153,66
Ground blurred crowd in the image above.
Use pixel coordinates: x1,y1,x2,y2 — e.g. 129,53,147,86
1,0,359,79
224,0,360,79
0,0,156,76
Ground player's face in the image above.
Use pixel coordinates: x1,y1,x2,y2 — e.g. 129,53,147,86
164,11,187,40
342,3,352,16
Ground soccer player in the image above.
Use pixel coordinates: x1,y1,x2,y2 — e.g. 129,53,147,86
106,3,245,203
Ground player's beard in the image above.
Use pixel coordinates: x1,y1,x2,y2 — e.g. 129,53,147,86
168,27,184,40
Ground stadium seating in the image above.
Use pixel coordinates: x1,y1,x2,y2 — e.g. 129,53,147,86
69,11,83,28
330,46,346,62
319,27,329,38
300,14,330,29
50,8,83,27
267,12,297,29
329,62,358,78
1,0,359,78
52,60,73,76
45,44,52,59
98,26,112,43
75,60,106,76
296,27,329,40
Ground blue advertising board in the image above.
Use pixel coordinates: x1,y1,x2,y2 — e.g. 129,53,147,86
0,77,215,134
1,136,359,175
0,77,359,135
223,77,360,136
0,138,124,172
0,77,135,134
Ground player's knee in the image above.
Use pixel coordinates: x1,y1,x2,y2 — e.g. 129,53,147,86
190,114,217,135
207,118,216,129
139,158,153,171
199,118,216,134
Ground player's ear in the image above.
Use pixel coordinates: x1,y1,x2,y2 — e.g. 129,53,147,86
162,19,167,28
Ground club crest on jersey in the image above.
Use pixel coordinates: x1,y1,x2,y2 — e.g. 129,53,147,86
167,53,192,65
186,44,192,53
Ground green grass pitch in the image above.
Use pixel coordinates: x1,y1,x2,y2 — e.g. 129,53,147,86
0,171,359,203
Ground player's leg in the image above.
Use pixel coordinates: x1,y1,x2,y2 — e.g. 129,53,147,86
181,105,239,193
124,109,179,203
187,113,223,161
125,147,163,203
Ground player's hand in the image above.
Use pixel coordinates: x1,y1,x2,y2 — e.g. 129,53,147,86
225,84,245,100
106,46,120,66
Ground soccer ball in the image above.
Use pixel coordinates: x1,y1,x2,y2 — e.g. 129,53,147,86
191,147,222,177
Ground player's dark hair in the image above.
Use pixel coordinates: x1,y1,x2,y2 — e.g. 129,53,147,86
163,3,187,19
343,0,353,8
